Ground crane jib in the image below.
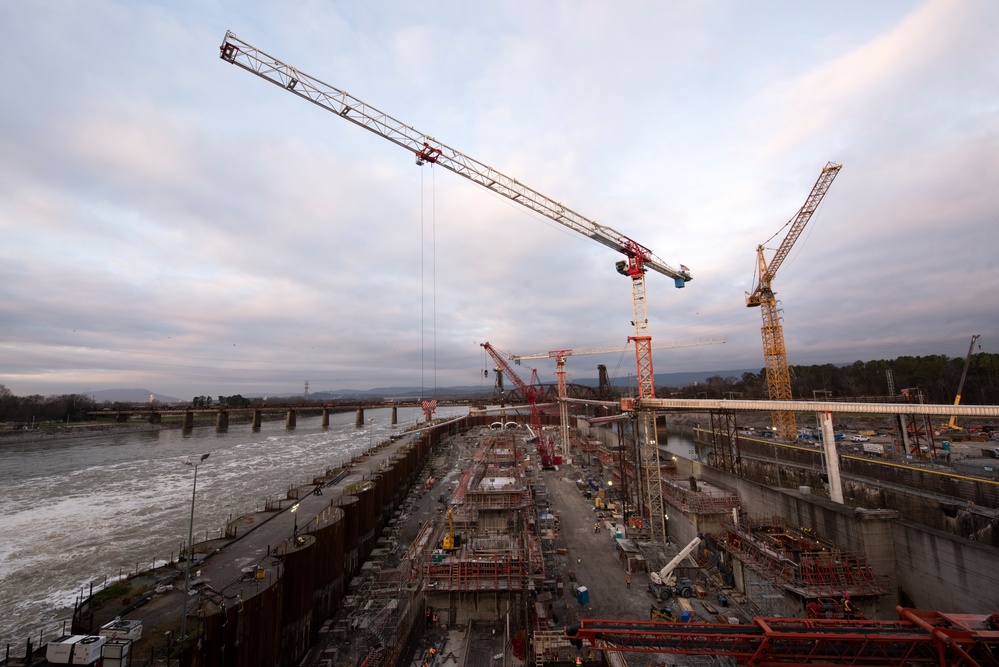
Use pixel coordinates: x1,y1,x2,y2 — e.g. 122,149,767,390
219,31,692,287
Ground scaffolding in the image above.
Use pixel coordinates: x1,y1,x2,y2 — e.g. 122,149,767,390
661,476,741,515
424,429,549,598
720,517,888,600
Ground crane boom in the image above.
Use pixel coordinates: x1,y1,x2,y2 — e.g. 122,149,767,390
747,162,842,304
947,334,981,430
509,338,725,361
219,31,692,286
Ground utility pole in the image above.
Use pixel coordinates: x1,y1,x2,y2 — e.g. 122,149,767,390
181,453,210,655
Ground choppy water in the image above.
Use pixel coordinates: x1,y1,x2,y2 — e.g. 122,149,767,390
0,406,466,647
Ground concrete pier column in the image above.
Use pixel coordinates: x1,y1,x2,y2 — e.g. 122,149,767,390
286,409,297,429
252,410,262,430
183,411,194,430
216,410,229,433
390,406,397,425
148,412,161,424
322,408,330,428
355,408,364,426
820,410,844,504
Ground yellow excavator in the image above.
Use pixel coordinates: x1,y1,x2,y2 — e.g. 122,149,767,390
442,509,460,551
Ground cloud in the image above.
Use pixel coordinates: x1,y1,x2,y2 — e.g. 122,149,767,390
1,1,997,398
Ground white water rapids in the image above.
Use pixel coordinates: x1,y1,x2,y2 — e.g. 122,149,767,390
0,406,467,648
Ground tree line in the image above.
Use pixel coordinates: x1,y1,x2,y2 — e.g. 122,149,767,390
667,353,999,405
2,352,998,424
0,386,352,424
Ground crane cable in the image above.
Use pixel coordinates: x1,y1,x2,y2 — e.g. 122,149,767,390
421,165,438,406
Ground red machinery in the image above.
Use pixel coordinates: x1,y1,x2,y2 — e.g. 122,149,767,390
481,342,556,468
565,607,999,667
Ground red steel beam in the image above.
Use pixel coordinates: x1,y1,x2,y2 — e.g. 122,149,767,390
564,609,999,667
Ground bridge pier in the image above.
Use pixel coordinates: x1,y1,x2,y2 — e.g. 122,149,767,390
148,412,161,425
183,411,194,430
355,408,364,426
252,410,262,430
322,408,330,428
286,409,296,429
391,406,397,425
216,410,229,433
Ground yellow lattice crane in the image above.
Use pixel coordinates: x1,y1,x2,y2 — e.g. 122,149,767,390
747,162,842,441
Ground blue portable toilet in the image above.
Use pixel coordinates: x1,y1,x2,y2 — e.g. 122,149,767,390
681,610,692,623
575,586,589,606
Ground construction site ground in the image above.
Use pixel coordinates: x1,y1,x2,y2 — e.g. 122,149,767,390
318,427,758,667
541,462,748,626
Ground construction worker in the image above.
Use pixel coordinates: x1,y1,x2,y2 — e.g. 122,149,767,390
842,594,860,619
626,576,631,589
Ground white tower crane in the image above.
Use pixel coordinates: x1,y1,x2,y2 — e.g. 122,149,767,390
220,31,693,548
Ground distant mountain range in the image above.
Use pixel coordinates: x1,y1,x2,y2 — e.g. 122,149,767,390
91,368,761,404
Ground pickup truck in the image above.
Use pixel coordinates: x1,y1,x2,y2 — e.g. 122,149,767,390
849,435,870,443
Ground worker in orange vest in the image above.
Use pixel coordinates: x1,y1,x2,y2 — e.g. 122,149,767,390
842,594,861,619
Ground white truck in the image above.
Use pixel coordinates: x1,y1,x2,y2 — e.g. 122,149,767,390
648,536,701,600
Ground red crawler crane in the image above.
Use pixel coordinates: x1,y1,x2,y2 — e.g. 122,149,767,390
481,342,555,468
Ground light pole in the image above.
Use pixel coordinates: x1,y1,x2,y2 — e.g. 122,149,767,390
291,501,301,538
181,453,210,648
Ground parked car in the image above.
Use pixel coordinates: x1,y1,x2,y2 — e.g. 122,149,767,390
850,435,870,442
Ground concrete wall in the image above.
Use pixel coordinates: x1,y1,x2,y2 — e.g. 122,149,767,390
669,451,999,615
891,521,999,613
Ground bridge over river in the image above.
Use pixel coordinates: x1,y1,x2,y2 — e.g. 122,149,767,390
90,399,475,431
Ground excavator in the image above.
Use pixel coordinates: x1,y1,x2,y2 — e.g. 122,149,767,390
647,536,700,601
442,508,460,551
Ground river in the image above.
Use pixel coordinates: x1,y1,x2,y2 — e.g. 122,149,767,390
0,406,468,648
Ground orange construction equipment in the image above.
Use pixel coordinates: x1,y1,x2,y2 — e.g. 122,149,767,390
746,162,841,441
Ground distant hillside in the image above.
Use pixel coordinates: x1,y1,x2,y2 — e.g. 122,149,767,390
258,368,762,400
91,388,181,404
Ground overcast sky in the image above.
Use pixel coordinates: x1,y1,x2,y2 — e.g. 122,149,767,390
1,1,997,400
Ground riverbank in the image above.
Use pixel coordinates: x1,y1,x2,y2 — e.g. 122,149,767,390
0,422,160,445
